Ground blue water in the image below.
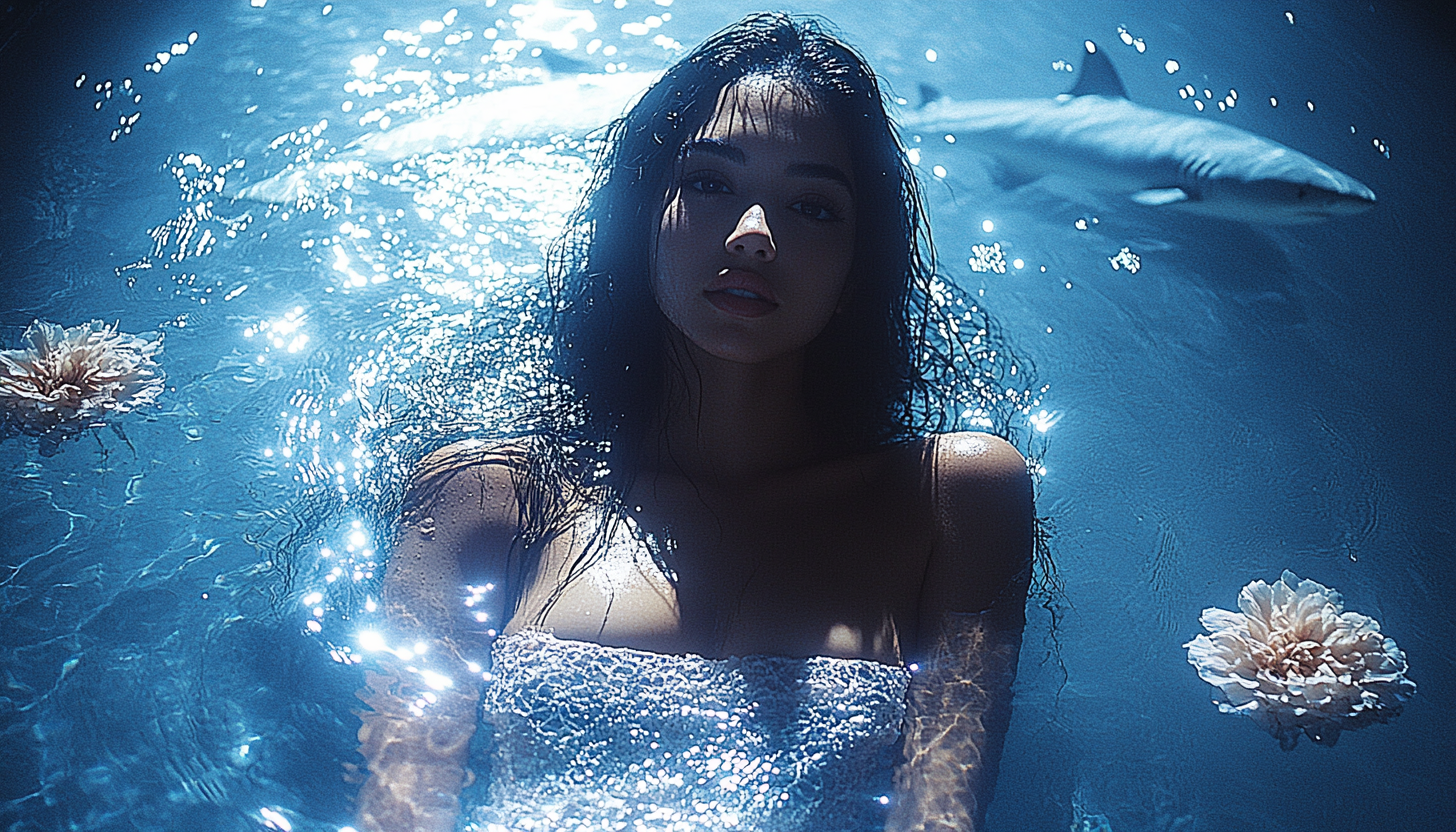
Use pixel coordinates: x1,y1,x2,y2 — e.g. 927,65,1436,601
2,1,1452,830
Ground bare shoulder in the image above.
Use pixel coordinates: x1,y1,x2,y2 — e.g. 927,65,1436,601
915,432,1034,633
383,439,536,632
930,430,1033,544
412,438,525,491
399,438,531,549
934,431,1028,480
412,435,521,492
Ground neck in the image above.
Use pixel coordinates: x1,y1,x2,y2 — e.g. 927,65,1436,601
648,330,822,484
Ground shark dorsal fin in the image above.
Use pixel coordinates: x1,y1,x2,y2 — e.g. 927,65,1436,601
1069,42,1129,98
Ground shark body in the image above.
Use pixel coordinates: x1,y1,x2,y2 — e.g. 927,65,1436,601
234,71,661,205
352,71,660,159
900,46,1376,224
238,46,1375,224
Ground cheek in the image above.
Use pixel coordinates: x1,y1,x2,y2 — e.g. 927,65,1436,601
651,199,691,315
816,223,856,300
651,199,676,281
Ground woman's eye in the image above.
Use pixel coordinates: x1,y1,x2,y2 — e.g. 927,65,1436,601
685,175,731,195
790,200,839,222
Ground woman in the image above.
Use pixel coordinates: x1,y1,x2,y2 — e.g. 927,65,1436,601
354,13,1034,832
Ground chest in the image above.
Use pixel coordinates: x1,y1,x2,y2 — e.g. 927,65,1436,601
510,452,933,661
475,630,909,832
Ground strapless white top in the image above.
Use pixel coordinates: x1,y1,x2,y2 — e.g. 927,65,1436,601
465,629,911,832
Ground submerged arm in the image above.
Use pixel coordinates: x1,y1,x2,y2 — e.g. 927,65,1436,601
890,579,1028,831
354,443,521,832
889,433,1033,832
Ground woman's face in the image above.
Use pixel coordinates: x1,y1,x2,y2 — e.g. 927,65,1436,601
652,79,857,365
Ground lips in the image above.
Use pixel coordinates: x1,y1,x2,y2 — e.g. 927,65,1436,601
704,269,779,318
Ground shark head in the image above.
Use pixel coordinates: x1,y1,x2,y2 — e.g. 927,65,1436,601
1190,159,1378,224
1286,178,1378,222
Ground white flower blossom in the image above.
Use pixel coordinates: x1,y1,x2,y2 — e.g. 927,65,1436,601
0,320,164,453
1185,570,1414,749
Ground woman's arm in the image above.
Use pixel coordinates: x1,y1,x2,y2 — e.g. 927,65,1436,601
888,432,1034,832
354,442,523,832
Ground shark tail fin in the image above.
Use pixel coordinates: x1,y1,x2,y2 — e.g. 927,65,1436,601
1069,42,1129,98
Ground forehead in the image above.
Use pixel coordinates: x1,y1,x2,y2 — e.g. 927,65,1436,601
693,79,849,163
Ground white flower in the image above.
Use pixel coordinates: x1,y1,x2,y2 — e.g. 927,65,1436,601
0,320,164,451
1185,570,1415,749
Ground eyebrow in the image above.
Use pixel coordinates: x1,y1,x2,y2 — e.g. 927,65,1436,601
682,138,745,165
786,162,854,194
682,138,854,195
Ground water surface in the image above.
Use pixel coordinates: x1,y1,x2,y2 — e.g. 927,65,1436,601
1,1,1452,830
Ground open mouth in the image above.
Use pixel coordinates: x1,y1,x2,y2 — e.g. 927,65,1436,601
721,288,768,301
705,269,779,318
705,287,778,318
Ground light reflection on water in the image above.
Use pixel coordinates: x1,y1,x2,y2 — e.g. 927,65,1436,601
0,0,1450,830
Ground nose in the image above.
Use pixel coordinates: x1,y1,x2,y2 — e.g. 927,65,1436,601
725,204,776,262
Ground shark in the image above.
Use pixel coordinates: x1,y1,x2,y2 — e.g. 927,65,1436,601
233,70,662,205
346,70,660,160
899,43,1376,224
237,44,1375,224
